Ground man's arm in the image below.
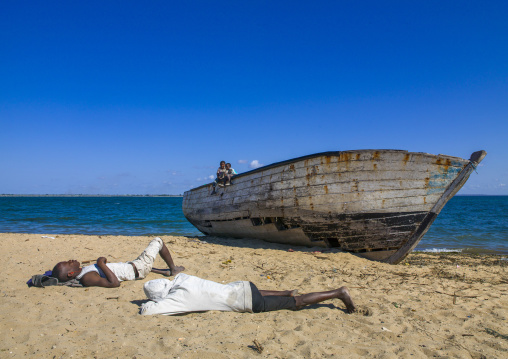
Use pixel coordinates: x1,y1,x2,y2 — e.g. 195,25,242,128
80,257,120,288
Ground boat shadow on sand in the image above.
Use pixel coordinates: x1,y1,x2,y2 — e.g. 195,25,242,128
183,235,343,254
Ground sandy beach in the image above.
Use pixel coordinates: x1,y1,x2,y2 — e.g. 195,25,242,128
1,233,506,358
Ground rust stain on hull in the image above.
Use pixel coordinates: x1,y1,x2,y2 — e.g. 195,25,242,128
436,158,452,173
403,153,410,165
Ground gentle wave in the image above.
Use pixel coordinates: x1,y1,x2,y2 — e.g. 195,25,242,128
415,248,463,253
415,247,508,255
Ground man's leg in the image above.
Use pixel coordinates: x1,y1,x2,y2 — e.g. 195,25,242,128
254,287,355,313
151,242,184,276
294,287,356,313
133,238,184,279
259,289,298,297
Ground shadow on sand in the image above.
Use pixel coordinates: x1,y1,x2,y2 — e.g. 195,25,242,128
179,234,345,255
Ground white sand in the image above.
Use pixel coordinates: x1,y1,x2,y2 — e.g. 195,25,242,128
1,233,506,358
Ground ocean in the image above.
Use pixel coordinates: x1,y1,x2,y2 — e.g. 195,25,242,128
0,196,507,254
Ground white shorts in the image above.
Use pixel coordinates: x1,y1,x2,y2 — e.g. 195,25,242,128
131,237,163,279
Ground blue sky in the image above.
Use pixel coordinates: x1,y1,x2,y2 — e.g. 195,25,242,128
1,1,507,195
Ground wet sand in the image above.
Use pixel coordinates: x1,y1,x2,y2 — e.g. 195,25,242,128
1,233,507,358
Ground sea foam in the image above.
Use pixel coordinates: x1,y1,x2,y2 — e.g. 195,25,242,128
415,248,463,253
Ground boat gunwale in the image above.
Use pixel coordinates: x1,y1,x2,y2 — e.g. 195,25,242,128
185,149,469,194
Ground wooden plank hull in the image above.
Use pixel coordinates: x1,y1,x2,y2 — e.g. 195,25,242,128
182,150,486,264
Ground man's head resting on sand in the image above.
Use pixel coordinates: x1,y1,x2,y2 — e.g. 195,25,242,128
52,260,81,282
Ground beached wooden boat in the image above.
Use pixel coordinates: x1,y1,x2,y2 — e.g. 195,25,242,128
183,150,486,264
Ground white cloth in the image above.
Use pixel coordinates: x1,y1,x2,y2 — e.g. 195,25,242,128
75,263,135,282
76,237,164,282
130,237,163,279
140,273,253,315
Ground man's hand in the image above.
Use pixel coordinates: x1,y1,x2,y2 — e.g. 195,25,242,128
80,256,121,288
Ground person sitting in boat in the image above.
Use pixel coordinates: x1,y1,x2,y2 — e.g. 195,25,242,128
211,160,228,194
140,273,357,315
225,162,237,185
51,237,185,288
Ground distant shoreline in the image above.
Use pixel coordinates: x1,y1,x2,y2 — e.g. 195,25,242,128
0,194,183,197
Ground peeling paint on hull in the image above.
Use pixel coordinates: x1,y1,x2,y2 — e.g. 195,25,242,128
183,150,486,264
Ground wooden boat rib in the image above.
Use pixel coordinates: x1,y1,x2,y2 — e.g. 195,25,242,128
183,149,486,264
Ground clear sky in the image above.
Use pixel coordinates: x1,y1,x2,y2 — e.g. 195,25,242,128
1,1,507,195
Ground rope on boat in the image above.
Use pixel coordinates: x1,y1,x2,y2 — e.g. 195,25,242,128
469,161,478,174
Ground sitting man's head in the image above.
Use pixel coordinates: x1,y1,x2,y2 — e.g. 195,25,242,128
52,260,81,282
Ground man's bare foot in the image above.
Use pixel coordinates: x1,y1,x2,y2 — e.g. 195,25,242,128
337,287,357,313
151,266,185,277
151,268,171,277
170,265,185,276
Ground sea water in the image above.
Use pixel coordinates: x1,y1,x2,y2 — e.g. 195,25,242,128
0,196,201,237
416,195,508,254
0,195,507,254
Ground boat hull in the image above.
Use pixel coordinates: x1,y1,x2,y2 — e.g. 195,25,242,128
183,150,486,263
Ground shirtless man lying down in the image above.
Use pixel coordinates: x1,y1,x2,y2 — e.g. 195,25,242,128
51,237,184,288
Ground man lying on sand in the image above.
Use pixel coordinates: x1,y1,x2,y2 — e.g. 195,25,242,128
140,273,356,315
51,237,185,288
